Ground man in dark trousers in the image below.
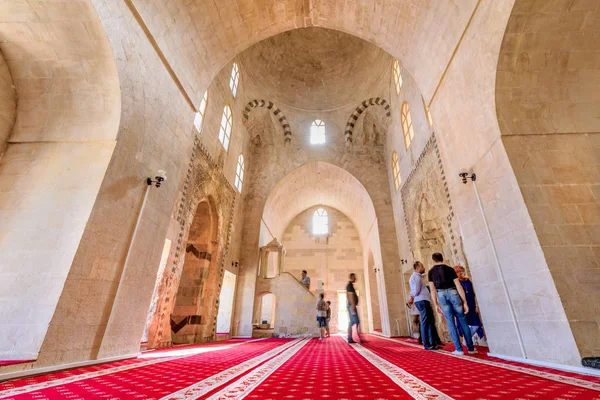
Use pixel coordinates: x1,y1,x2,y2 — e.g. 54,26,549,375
428,253,477,355
346,273,362,344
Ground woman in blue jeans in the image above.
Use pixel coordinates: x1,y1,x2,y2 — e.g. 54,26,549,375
427,253,477,355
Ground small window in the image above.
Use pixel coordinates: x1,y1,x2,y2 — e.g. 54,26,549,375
392,151,401,191
310,120,326,144
219,106,233,151
401,102,414,149
194,90,209,132
230,63,240,98
422,95,433,127
393,59,403,95
312,208,328,235
235,154,244,193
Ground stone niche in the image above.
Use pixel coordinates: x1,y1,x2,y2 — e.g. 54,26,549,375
401,137,469,340
146,143,237,347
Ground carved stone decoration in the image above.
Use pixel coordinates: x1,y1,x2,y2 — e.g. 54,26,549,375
146,137,237,348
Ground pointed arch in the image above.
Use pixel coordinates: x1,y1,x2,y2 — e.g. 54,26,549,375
243,100,292,144
344,98,392,144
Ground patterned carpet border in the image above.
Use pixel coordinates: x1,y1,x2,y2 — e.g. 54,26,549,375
206,339,310,400
380,336,600,392
351,343,452,400
161,338,303,399
0,339,267,399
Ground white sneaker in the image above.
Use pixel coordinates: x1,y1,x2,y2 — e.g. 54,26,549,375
452,350,464,355
468,350,478,355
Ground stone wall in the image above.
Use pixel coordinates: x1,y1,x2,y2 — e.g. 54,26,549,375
496,0,600,358
0,0,120,362
0,49,15,158
281,206,367,333
255,273,318,337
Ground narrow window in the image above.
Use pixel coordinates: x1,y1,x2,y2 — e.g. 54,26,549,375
401,102,415,149
312,208,328,235
392,151,401,191
422,95,433,127
219,106,233,151
230,63,240,98
194,90,209,132
393,59,403,95
310,120,326,144
235,154,244,193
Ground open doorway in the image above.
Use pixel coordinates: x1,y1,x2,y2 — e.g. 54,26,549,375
258,293,276,329
216,271,237,338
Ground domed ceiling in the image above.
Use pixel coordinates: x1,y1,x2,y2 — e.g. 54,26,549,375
239,27,391,111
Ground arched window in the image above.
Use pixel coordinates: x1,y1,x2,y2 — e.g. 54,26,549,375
393,59,403,95
312,208,328,235
235,154,244,192
401,102,414,149
392,151,401,191
422,95,433,127
310,119,326,144
193,90,208,132
229,63,240,98
219,106,233,151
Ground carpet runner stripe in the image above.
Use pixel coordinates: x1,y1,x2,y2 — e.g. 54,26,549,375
225,336,421,400
396,337,600,384
385,336,600,391
206,338,311,400
160,338,303,399
350,343,451,399
362,335,600,399
0,338,263,391
0,338,284,399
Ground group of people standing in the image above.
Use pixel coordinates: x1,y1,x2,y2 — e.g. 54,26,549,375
408,252,483,355
314,272,364,343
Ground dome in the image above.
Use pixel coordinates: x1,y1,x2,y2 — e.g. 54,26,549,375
239,27,391,111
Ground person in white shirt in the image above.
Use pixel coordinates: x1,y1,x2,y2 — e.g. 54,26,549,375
408,261,439,350
300,270,311,289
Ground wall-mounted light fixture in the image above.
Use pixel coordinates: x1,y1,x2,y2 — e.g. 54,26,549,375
147,170,167,188
459,172,476,184
458,170,526,359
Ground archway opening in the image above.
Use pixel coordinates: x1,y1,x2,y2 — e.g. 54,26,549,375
251,162,393,337
216,270,237,338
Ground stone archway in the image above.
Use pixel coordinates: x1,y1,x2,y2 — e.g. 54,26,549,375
0,0,121,362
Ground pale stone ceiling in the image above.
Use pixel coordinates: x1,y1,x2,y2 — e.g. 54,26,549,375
262,162,377,242
239,27,391,110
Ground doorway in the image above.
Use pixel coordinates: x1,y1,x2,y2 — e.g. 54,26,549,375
216,271,237,336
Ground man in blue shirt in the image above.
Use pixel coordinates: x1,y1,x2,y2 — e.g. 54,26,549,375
408,261,438,350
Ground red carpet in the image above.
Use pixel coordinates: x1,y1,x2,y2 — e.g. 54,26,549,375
396,336,600,384
363,335,600,399
223,336,419,400
0,339,257,392
2,336,599,399
0,338,291,399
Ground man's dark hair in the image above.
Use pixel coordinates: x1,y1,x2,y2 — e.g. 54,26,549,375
432,253,444,262
413,261,422,270
320,293,324,299
326,301,331,305
302,270,307,274
349,273,356,280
